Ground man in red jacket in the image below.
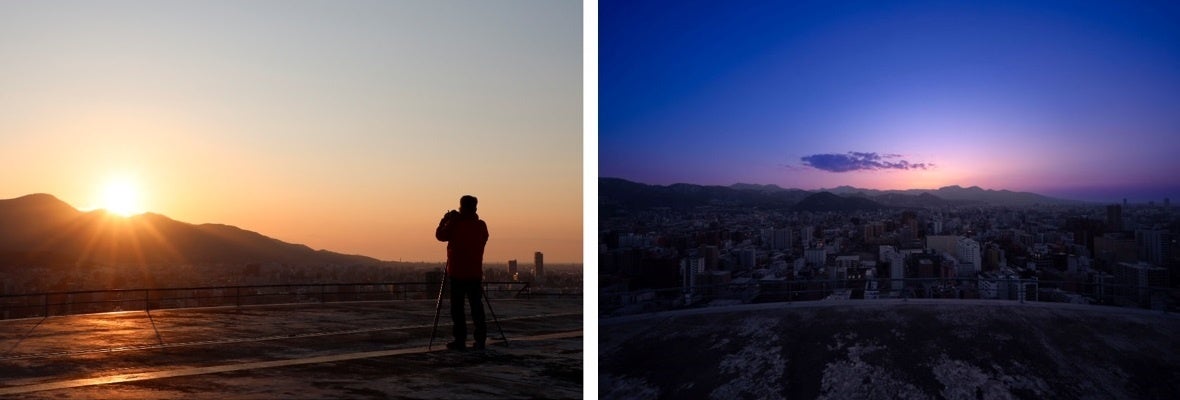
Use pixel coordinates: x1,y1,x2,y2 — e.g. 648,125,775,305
435,195,489,351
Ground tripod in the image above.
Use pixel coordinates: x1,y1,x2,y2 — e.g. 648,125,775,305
428,271,508,350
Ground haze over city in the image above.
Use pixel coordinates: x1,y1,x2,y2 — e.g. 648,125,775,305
0,1,583,263
601,0,1180,203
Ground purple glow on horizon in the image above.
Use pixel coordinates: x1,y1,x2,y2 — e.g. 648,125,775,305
600,0,1180,203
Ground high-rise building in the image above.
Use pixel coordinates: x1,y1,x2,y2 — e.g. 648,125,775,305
805,248,827,267
773,228,791,250
760,228,775,249
507,259,518,279
680,257,705,298
1115,261,1168,303
958,237,981,274
700,245,720,270
534,251,545,286
739,248,756,269
1106,204,1123,232
1136,230,1172,265
864,222,886,242
880,246,906,292
925,235,959,257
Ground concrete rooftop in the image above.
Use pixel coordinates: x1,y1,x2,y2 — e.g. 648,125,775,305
0,298,583,399
601,299,1180,399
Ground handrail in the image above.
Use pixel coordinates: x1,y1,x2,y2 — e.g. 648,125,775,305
600,277,1179,316
0,281,582,320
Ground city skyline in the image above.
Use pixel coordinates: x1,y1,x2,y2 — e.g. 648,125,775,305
601,0,1180,203
0,1,583,263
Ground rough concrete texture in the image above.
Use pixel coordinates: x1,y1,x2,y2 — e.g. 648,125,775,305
600,299,1180,400
0,298,582,399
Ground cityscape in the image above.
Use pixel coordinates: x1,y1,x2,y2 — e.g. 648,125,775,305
599,178,1177,314
597,178,1180,399
599,1,1179,395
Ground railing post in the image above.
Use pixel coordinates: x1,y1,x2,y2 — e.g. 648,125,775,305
43,293,49,317
235,287,241,308
144,289,151,312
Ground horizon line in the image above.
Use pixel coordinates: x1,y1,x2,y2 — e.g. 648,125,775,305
600,176,1178,204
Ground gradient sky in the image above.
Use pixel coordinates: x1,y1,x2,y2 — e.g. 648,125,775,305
601,0,1180,202
0,0,582,263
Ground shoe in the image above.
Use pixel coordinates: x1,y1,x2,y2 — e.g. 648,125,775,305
473,342,486,351
446,341,467,351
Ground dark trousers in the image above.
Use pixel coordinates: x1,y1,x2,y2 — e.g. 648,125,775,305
450,278,486,345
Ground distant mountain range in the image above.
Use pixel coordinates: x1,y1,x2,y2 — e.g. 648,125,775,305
0,193,379,267
600,178,1079,211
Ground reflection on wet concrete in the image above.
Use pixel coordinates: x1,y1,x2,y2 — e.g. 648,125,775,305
0,298,582,399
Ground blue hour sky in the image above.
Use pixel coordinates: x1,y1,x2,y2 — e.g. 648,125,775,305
600,0,1180,202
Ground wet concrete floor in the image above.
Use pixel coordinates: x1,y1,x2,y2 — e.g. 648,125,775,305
0,298,583,399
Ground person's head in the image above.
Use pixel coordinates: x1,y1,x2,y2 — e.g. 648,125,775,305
459,195,478,214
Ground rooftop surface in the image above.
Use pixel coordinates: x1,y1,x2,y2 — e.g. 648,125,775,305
601,299,1180,400
0,298,583,399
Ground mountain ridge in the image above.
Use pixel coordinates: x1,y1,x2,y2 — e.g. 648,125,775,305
0,193,380,267
601,177,1080,209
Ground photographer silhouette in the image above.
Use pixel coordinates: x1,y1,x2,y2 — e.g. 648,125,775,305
434,195,489,351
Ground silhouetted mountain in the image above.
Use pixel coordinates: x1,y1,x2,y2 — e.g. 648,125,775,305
792,192,885,212
601,178,1078,210
600,178,810,210
0,194,378,267
871,192,962,208
927,185,1069,206
728,183,787,193
819,184,1076,206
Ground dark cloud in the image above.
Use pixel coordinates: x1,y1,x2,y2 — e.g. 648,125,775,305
800,152,932,172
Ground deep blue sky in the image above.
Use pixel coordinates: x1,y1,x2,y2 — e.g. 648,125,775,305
600,0,1180,202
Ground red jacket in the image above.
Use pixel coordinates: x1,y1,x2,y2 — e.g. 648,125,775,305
435,212,489,280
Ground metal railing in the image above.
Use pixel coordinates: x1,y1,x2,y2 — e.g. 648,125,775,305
0,281,539,320
601,277,1180,316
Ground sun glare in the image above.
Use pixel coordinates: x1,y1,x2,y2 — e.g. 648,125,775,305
101,179,144,217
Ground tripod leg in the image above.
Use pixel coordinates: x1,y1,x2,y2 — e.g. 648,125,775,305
428,273,448,351
482,285,507,344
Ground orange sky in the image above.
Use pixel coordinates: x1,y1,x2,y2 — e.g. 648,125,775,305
0,1,583,263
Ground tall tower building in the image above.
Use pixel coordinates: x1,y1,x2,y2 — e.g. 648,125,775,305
680,257,705,297
701,245,720,270
534,251,545,286
773,228,791,250
507,259,518,279
957,237,981,274
801,226,815,247
880,246,905,292
760,228,775,250
1106,204,1123,232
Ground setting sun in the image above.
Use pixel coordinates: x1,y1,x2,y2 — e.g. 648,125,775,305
100,179,144,217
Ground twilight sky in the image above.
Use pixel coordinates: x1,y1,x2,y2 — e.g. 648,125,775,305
0,1,582,263
600,0,1180,202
